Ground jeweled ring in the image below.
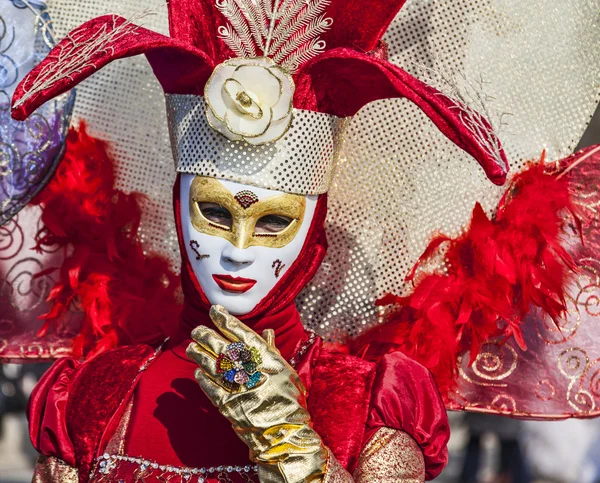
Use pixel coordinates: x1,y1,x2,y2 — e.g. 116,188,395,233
216,342,262,391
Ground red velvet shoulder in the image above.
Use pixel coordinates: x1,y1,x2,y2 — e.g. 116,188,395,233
365,351,450,480
27,343,156,478
307,342,376,473
27,357,81,466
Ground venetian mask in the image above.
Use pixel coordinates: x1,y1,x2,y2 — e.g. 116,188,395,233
179,174,318,315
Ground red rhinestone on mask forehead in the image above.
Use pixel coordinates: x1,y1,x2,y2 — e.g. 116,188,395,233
234,190,259,209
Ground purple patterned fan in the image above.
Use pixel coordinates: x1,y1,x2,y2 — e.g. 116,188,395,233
0,1,75,225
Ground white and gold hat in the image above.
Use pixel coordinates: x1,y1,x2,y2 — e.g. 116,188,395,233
11,0,509,198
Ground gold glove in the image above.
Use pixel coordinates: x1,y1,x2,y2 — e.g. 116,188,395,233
187,305,328,483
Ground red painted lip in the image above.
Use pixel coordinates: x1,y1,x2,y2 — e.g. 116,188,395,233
212,274,257,293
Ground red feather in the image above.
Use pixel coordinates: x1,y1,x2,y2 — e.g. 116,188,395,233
354,157,579,396
30,123,180,359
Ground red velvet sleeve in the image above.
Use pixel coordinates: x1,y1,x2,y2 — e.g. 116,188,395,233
27,357,81,466
365,351,450,480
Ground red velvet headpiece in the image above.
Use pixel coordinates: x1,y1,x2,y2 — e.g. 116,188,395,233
11,0,509,185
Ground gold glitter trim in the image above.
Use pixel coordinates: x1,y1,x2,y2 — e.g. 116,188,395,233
353,428,425,483
323,452,353,482
458,340,518,388
32,455,78,483
104,398,134,456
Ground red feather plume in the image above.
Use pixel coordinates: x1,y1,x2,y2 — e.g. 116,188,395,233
354,155,579,396
31,123,180,359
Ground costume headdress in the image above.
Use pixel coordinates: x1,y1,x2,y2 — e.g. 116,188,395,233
11,0,508,196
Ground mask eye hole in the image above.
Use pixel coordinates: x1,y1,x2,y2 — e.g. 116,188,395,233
255,214,294,235
198,202,233,230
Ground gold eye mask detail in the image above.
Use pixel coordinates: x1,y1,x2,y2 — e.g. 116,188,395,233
189,176,306,249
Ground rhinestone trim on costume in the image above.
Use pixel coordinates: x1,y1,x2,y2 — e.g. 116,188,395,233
289,330,317,368
166,94,346,195
96,453,258,482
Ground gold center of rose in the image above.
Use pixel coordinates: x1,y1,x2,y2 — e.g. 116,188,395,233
236,91,253,108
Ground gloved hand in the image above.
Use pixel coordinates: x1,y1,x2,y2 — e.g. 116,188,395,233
186,305,329,483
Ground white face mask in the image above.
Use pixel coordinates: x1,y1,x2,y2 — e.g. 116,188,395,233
180,174,317,315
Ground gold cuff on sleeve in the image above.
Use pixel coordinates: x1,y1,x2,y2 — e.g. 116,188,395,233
353,428,425,483
32,455,79,483
323,451,355,483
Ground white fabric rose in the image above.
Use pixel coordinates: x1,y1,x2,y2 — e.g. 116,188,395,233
204,57,295,145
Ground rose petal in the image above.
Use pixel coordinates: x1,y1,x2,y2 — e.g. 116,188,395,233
204,64,237,121
232,64,281,107
249,347,262,365
226,347,241,361
223,380,240,392
224,369,237,383
216,354,235,373
226,106,272,138
244,113,293,145
239,348,252,362
268,65,294,121
242,361,258,374
206,108,242,141
246,371,261,389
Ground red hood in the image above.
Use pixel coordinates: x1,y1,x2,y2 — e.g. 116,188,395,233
172,175,328,355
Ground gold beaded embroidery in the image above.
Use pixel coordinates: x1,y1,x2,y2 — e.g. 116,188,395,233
32,455,79,483
353,428,425,483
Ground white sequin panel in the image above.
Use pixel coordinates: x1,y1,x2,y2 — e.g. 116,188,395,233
298,99,507,340
301,0,600,340
167,95,343,195
44,0,179,264
385,0,600,165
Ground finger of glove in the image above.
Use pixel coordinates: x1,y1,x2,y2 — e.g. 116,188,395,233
190,324,230,358
193,367,228,407
262,329,275,348
210,305,266,349
186,342,218,375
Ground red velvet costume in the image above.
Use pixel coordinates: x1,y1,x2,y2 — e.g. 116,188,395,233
11,0,517,481
7,1,600,481
27,179,449,482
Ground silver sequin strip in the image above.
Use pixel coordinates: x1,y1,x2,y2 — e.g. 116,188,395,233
96,453,258,482
166,94,346,195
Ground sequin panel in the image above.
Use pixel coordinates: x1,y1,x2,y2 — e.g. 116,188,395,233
167,94,345,195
